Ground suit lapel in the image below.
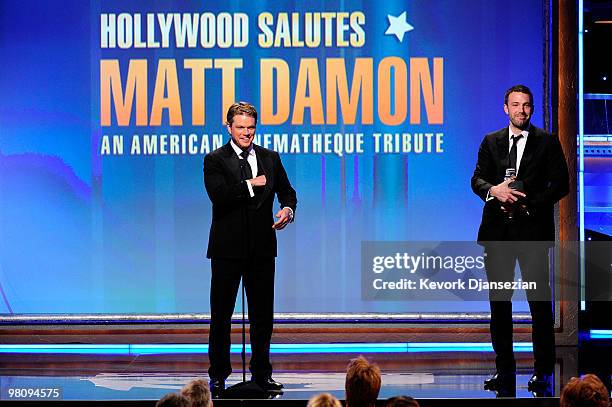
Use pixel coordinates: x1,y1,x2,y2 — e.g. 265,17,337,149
495,129,509,166
517,126,541,178
254,145,273,209
222,142,242,182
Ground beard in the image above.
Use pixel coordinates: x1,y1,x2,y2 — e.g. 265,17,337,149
510,114,530,130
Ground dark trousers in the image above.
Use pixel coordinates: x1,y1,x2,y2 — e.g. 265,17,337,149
484,240,555,375
208,257,275,381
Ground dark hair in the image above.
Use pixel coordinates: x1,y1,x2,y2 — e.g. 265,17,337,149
561,374,610,407
226,101,258,125
385,396,420,407
345,356,382,407
504,84,534,106
155,392,190,407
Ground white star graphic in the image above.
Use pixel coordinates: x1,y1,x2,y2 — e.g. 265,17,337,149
385,11,414,42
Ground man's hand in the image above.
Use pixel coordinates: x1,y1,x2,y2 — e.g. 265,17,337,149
272,208,292,230
250,175,266,187
490,178,526,203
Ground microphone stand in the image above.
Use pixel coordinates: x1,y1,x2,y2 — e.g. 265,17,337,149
223,158,267,399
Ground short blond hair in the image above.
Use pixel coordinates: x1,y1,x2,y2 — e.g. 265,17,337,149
181,379,212,407
226,101,258,125
307,392,342,407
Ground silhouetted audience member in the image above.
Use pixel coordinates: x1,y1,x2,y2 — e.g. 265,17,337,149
181,379,212,407
561,374,610,407
307,392,342,407
345,355,382,407
156,392,190,407
385,395,420,407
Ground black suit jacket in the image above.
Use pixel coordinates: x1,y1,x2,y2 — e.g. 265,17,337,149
204,142,297,259
471,125,569,242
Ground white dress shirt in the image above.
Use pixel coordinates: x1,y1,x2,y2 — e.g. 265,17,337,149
229,140,294,221
485,126,530,202
230,140,257,197
508,126,529,174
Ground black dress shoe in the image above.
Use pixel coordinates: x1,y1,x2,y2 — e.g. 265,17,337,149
527,373,552,391
484,372,516,391
209,378,225,399
253,376,284,392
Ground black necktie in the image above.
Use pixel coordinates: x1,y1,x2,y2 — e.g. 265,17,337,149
509,134,523,170
240,150,253,180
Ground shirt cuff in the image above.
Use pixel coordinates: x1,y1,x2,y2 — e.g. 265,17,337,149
245,180,255,198
282,206,294,222
485,188,495,202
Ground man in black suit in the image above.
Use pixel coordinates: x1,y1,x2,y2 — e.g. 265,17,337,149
204,102,297,397
471,85,569,395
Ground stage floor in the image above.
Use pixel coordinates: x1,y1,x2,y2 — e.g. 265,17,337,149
0,351,575,401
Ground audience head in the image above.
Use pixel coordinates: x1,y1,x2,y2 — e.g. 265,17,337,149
307,392,342,407
181,379,212,407
156,392,190,407
561,374,610,407
385,396,420,407
345,355,382,407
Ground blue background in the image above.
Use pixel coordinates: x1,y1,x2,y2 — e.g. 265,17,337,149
0,0,545,314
